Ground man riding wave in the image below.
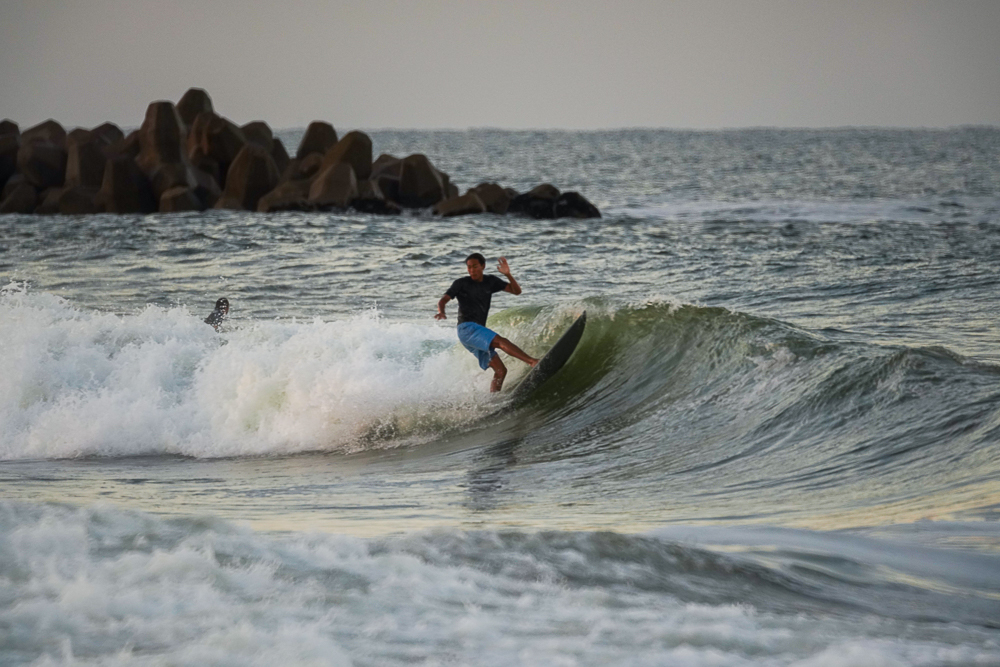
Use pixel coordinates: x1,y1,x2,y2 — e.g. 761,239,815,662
435,253,538,392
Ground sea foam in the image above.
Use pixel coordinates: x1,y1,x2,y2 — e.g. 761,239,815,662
3,500,997,667
0,285,489,459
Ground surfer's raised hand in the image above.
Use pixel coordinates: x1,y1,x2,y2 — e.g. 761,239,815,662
498,257,523,295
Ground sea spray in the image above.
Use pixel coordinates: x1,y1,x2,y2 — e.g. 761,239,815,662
0,288,496,459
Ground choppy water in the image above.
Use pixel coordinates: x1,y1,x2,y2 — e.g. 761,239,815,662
2,128,1000,665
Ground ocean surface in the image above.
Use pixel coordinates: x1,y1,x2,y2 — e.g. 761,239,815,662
2,127,1000,666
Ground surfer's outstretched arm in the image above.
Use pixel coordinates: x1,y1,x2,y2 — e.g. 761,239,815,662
497,257,522,295
435,294,451,320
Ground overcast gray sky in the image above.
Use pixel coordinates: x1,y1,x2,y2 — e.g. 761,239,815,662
1,0,998,130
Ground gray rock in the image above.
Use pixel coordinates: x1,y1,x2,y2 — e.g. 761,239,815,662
471,182,510,214
0,133,19,189
38,186,101,215
553,191,601,219
215,144,280,211
160,186,203,212
2,173,26,200
65,131,108,189
17,140,66,189
308,162,357,209
176,88,214,128
21,119,66,149
241,121,273,151
296,121,337,159
57,186,101,214
105,130,141,161
351,179,401,215
508,183,561,219
136,101,195,198
433,192,486,217
270,138,290,176
187,112,247,189
372,153,401,177
35,187,64,214
280,153,323,184
397,154,446,208
0,119,18,138
0,181,38,213
97,156,156,213
90,122,125,147
319,131,372,180
257,180,314,213
192,168,221,209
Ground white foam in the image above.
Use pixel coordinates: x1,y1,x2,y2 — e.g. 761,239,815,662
0,286,493,459
3,502,997,667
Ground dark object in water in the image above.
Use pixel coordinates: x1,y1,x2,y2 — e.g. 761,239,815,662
205,297,229,331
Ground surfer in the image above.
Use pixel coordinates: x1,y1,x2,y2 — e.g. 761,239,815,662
435,253,538,392
204,297,229,331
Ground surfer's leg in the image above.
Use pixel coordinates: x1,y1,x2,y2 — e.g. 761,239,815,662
491,336,539,367
488,355,508,392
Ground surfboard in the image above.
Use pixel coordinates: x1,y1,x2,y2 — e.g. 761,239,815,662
508,311,586,403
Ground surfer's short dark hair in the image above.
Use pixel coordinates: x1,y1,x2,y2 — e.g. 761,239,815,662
465,253,486,266
215,298,229,310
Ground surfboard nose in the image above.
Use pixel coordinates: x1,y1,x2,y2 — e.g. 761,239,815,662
508,311,587,403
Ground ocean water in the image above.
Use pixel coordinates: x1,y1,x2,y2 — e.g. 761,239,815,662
2,128,1000,666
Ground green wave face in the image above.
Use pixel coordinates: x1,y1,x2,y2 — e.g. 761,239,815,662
479,300,1000,521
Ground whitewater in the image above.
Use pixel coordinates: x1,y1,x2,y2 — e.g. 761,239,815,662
2,128,1000,665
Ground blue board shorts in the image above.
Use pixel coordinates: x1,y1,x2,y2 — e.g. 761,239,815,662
457,322,498,370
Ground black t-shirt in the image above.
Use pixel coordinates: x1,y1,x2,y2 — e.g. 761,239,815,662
446,275,509,326
205,308,226,331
